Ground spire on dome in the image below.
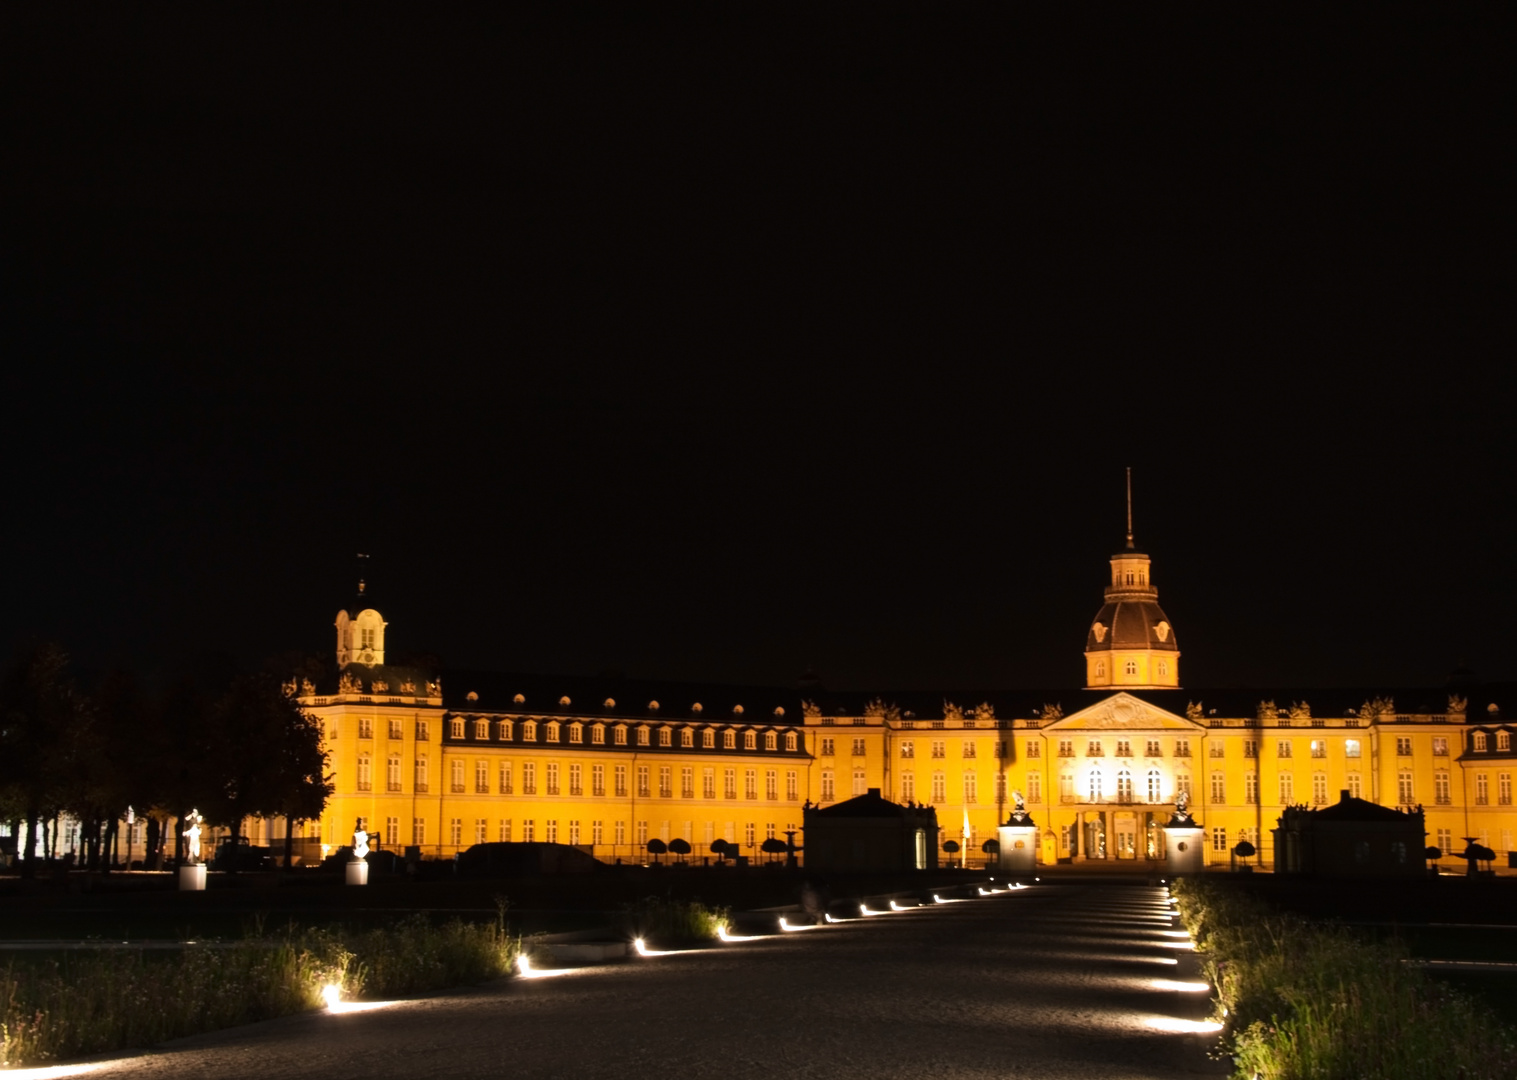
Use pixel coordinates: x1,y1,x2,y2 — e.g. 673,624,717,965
1125,467,1134,550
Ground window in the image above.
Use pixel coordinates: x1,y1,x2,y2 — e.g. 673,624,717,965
931,772,946,803
1087,740,1104,757
1277,740,1292,759
1026,740,1040,759
636,726,650,747
636,765,649,798
1212,827,1228,853
1146,768,1161,802
569,723,583,744
681,767,694,799
475,759,489,793
745,769,758,799
1124,660,1138,676
1347,772,1361,799
387,754,401,792
1310,740,1326,759
449,818,462,846
702,729,715,749
544,820,558,844
1058,740,1074,758
1175,772,1191,800
450,718,464,739
449,758,464,793
499,819,511,842
702,767,716,799
1145,740,1161,757
1210,773,1225,804
963,772,978,804
1116,740,1132,758
658,728,672,748
1087,770,1102,801
416,719,430,741
1501,732,1513,753
412,818,425,845
1474,732,1488,752
615,820,626,845
1243,739,1257,759
768,770,780,800
723,731,736,750
1396,771,1413,805
475,818,487,844
900,772,915,801
592,724,605,745
1433,736,1448,756
821,737,835,756
1344,739,1361,758
414,756,429,793
1501,773,1513,806
932,741,946,759
593,763,605,797
1028,772,1042,803
1210,742,1226,758
614,725,627,746
359,718,373,739
592,821,603,845
1158,661,1167,677
475,719,489,740
546,722,560,743
544,762,559,796
744,732,757,750
900,740,914,759
568,820,580,846
680,728,693,748
1396,737,1413,757
1313,772,1328,806
821,771,835,801
962,740,977,759
745,823,756,847
785,732,798,751
1436,827,1452,854
1279,773,1294,803
520,820,536,842
388,718,404,740
765,732,778,751
570,762,583,796
1175,739,1191,758
786,770,798,800
724,768,737,799
1059,772,1075,799
497,720,513,741
658,765,672,799
1245,773,1258,805
614,764,627,797
522,720,536,741
1435,771,1450,804
385,816,399,845
1476,774,1489,805
1115,770,1132,802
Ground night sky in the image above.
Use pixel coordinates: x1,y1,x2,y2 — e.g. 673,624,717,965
2,8,1511,693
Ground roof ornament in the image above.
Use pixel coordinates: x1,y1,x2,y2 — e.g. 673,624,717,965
1125,467,1134,550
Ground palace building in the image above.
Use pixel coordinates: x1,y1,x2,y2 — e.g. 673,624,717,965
285,526,1517,871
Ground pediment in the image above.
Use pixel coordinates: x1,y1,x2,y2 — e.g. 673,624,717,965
1043,692,1202,732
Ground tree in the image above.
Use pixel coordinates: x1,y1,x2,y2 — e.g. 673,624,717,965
759,837,788,862
0,643,90,878
668,838,691,862
981,839,1000,855
942,840,960,854
646,838,667,864
709,839,732,862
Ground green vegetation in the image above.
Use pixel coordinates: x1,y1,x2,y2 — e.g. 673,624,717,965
1172,878,1517,1080
618,897,729,944
0,911,520,1068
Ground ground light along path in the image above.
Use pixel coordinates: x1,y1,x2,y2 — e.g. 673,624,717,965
66,883,1225,1080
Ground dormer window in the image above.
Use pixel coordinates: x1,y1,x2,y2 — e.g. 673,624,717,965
569,723,583,744
764,732,778,751
449,718,464,739
637,726,650,746
785,732,798,751
522,720,537,741
1499,731,1512,752
613,724,627,746
474,719,488,740
1474,732,1488,752
659,727,672,747
591,724,605,745
723,730,736,749
546,722,560,743
497,720,513,740
702,729,715,748
744,731,757,750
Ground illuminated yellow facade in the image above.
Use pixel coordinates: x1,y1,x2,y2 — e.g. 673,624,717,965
280,535,1517,871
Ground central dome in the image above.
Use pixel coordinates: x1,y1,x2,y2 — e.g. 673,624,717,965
1084,545,1180,689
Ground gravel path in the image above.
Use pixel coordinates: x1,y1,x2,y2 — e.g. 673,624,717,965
87,882,1228,1080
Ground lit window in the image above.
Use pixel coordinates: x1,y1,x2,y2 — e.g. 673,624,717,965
702,729,715,749
614,725,627,745
449,718,463,739
724,730,737,750
1344,739,1360,758
744,732,757,750
1124,660,1138,676
592,724,605,745
785,732,797,751
1474,732,1488,752
766,732,779,751
569,723,583,744
680,728,693,748
1500,731,1512,752
475,719,489,740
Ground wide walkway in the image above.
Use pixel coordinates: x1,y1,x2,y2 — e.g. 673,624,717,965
84,882,1227,1080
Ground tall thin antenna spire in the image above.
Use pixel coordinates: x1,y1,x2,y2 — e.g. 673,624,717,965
1125,468,1134,549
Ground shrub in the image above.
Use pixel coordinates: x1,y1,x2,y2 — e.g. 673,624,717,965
618,897,729,944
1171,878,1517,1080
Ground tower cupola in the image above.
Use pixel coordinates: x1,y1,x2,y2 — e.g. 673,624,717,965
1084,470,1179,689
335,561,387,667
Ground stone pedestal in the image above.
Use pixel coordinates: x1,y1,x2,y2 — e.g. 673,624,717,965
178,863,207,891
997,825,1040,873
1164,826,1204,873
345,859,369,886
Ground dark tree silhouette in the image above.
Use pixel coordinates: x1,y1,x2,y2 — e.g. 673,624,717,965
646,838,667,863
0,643,89,878
668,838,691,862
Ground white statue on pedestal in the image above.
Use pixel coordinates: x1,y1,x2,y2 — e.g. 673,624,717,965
183,809,204,864
352,820,369,861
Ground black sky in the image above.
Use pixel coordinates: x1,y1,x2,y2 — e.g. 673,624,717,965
2,7,1512,692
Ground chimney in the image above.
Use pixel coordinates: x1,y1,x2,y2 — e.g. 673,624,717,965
1340,789,1352,802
